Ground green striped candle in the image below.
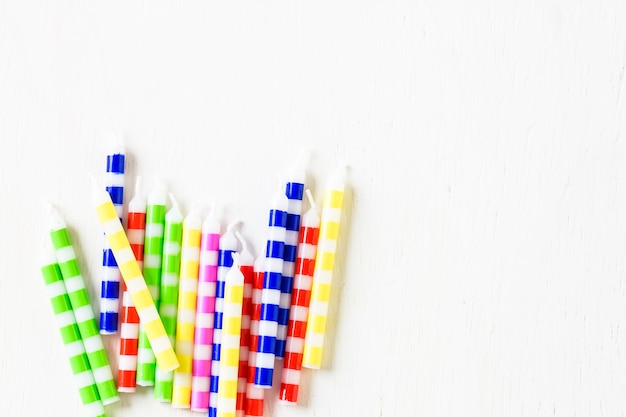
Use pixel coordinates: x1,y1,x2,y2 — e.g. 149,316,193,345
154,194,184,401
48,206,119,406
40,241,106,417
137,184,167,386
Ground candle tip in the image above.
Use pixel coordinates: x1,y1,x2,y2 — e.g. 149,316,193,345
235,230,248,251
45,201,66,230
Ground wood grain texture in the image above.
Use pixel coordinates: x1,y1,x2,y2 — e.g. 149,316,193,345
1,1,626,416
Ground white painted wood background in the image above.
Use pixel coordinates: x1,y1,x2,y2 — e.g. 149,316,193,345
2,1,626,416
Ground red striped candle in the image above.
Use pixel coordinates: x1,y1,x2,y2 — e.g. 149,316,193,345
118,177,146,392
279,190,320,404
245,256,265,417
235,232,254,416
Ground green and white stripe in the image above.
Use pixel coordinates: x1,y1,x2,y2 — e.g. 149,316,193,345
48,208,119,406
137,186,167,386
154,194,183,401
41,244,106,417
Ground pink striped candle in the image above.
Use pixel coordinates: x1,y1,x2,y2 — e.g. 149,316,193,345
190,206,221,412
235,232,254,417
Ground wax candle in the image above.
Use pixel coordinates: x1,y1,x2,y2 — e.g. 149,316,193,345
48,205,120,405
91,181,179,373
279,189,321,404
245,256,265,417
40,240,106,417
255,187,289,388
190,205,221,412
276,164,305,358
136,183,167,386
118,176,146,393
235,231,254,416
302,167,347,369
216,253,244,417
100,145,125,334
209,222,239,417
154,194,184,402
172,204,203,408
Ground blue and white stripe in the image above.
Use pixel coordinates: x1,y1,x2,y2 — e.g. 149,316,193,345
275,180,304,358
208,227,238,417
255,190,289,387
100,149,125,334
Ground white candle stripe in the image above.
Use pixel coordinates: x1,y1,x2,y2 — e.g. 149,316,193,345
145,223,164,237
55,246,77,263
72,304,96,322
46,280,69,298
119,322,139,338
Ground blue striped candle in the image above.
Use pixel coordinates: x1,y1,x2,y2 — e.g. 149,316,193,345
209,222,239,417
254,188,289,388
100,145,125,334
275,173,305,358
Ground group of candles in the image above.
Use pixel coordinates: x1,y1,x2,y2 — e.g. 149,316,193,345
39,146,348,417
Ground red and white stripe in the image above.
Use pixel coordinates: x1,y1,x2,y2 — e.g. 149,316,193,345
279,190,320,404
118,177,146,393
245,257,265,417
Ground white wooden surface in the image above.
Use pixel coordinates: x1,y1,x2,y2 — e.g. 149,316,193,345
2,1,626,416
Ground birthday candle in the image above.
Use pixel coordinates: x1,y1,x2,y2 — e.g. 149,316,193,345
279,189,320,404
190,206,221,412
216,253,244,417
245,256,265,417
40,240,106,417
172,205,203,408
100,145,125,334
118,176,146,393
235,232,254,416
48,205,119,405
255,187,289,388
91,181,179,372
209,223,239,417
302,168,347,369
136,184,167,386
276,165,305,358
154,194,184,402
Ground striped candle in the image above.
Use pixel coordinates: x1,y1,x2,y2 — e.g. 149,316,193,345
100,145,125,334
40,240,106,417
209,223,239,417
172,205,203,408
190,207,221,412
91,182,179,373
48,205,119,405
136,184,167,386
118,176,146,393
235,232,254,417
302,168,347,369
255,188,289,388
154,194,184,402
276,167,305,358
279,189,320,404
216,253,244,417
245,256,265,417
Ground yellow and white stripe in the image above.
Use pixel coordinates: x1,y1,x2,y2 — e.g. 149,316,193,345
92,185,179,372
172,208,202,408
217,254,244,417
302,169,346,369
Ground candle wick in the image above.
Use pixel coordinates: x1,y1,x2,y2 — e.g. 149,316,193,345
134,176,142,198
235,230,248,253
169,193,181,212
305,189,317,211
227,219,242,233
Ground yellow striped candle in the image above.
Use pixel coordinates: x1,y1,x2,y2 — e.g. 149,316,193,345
172,205,202,408
302,167,347,369
91,179,179,372
217,253,244,417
